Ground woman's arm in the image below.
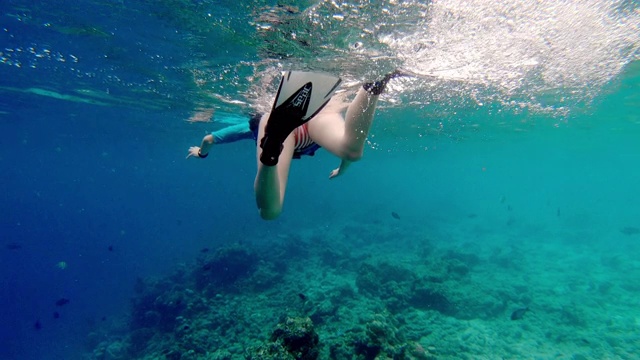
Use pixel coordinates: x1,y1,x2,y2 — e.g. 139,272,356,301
186,134,215,159
186,122,253,159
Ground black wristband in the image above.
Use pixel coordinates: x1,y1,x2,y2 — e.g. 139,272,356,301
197,150,208,158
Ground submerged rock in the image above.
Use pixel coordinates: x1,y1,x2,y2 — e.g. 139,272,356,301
510,307,529,320
409,286,453,315
247,316,319,360
333,312,412,360
271,317,319,359
195,244,259,290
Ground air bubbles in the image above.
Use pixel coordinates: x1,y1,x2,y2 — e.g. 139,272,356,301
383,0,640,115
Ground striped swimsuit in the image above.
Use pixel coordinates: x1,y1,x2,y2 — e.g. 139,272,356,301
241,115,320,158
291,123,321,158
293,123,314,150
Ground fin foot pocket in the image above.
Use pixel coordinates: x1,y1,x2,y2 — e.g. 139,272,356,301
363,69,407,95
259,136,284,166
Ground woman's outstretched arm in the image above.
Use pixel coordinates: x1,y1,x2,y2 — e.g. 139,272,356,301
186,122,253,159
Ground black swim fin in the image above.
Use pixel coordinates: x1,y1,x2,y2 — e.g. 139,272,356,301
260,71,341,166
363,69,408,95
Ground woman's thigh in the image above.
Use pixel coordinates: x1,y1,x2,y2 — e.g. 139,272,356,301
307,112,346,158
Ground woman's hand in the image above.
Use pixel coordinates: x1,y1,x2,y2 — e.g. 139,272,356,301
329,159,352,179
186,146,201,159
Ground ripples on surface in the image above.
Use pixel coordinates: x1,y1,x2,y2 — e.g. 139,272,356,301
1,0,639,134
253,1,639,113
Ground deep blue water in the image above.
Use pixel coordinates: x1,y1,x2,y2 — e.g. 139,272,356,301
1,1,639,359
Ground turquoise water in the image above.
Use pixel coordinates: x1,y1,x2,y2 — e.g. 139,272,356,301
1,1,639,359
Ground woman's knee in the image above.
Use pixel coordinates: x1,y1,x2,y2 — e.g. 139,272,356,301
343,149,364,162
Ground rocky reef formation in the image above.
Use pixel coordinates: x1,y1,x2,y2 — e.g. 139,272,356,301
246,316,319,360
85,222,541,359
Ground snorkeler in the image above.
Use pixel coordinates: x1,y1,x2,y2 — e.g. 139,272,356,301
187,70,402,220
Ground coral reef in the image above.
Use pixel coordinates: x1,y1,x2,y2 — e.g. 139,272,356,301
195,244,260,291
246,316,319,360
86,237,493,359
86,220,637,359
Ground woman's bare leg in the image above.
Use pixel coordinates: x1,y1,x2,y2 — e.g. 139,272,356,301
307,88,380,161
254,116,296,220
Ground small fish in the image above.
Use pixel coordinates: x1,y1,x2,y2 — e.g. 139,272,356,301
279,4,300,14
467,214,477,219
55,298,70,307
34,320,42,330
391,212,401,220
298,293,307,301
200,248,210,253
510,307,529,320
53,312,60,319
6,242,22,250
621,227,640,236
556,208,560,217
108,245,114,251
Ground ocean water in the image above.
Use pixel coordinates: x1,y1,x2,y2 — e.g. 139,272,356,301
1,1,639,359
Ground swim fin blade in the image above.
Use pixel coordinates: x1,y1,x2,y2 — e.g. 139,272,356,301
260,71,342,166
